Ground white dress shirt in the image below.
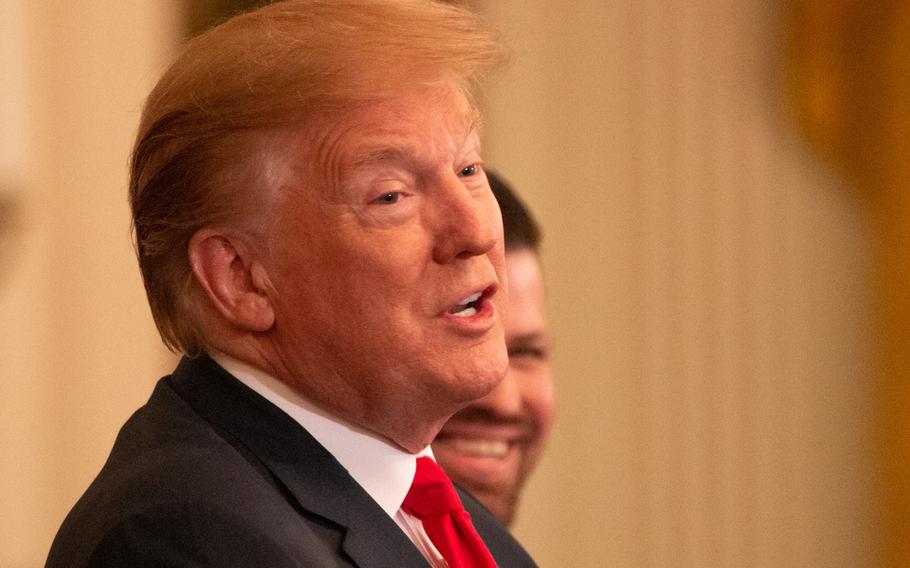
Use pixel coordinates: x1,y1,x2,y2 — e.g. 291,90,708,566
210,352,448,568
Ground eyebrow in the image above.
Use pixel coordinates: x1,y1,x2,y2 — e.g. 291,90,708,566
351,146,418,169
508,332,550,345
349,114,483,170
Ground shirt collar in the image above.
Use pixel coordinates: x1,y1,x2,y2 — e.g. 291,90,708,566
209,351,433,518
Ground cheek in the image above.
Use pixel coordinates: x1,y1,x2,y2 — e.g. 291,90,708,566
520,368,556,434
481,197,507,268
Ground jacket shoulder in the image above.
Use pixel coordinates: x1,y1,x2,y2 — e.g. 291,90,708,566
46,378,344,567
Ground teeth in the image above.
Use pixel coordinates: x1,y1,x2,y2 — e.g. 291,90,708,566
451,439,509,458
451,306,478,318
460,292,482,305
449,291,483,316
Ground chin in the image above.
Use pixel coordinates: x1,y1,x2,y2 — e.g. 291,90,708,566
468,352,510,397
436,362,508,405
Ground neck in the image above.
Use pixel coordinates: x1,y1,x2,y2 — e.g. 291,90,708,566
211,341,458,454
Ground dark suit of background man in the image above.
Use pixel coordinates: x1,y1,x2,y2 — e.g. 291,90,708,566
46,1,537,566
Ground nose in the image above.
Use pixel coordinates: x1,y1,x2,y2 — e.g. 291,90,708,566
475,369,522,418
431,174,501,264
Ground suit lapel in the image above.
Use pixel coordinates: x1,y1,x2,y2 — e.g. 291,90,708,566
459,487,539,567
168,355,429,567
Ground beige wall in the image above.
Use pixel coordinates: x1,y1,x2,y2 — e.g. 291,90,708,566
0,2,878,567
479,1,874,567
0,3,179,567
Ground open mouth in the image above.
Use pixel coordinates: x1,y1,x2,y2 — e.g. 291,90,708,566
448,291,483,318
447,284,496,318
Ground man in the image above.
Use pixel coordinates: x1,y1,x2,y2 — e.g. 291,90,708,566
46,2,536,567
434,172,554,526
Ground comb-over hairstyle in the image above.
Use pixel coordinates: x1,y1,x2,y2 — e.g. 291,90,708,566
130,0,507,355
486,171,542,253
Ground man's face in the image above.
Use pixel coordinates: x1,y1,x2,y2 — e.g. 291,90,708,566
261,87,508,450
433,248,554,525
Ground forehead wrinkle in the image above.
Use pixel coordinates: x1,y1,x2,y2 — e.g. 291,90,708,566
464,108,483,140
301,91,483,193
304,120,361,201
352,94,482,171
450,102,482,154
347,128,479,180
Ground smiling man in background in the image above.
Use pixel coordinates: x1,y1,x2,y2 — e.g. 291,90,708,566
434,171,555,526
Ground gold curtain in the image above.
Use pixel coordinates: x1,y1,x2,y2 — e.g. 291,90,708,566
784,2,910,566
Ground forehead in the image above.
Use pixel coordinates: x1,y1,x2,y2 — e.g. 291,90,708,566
268,87,482,204
316,88,480,166
505,249,546,328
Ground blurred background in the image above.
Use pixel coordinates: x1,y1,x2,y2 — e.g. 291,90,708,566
1,1,907,567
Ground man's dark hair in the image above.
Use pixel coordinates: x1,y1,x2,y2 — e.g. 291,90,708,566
487,170,541,252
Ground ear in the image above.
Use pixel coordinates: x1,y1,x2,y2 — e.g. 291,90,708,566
188,229,275,333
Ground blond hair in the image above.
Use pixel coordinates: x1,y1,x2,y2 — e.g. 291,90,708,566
130,0,507,355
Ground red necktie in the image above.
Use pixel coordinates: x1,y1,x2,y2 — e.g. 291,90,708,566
402,456,497,568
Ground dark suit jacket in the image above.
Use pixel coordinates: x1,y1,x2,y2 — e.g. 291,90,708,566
46,355,537,567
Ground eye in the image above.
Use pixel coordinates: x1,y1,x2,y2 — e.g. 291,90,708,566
374,192,401,204
458,163,479,177
508,346,548,361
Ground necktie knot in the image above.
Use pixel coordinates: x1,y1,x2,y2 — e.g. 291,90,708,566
402,456,464,517
402,456,497,568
